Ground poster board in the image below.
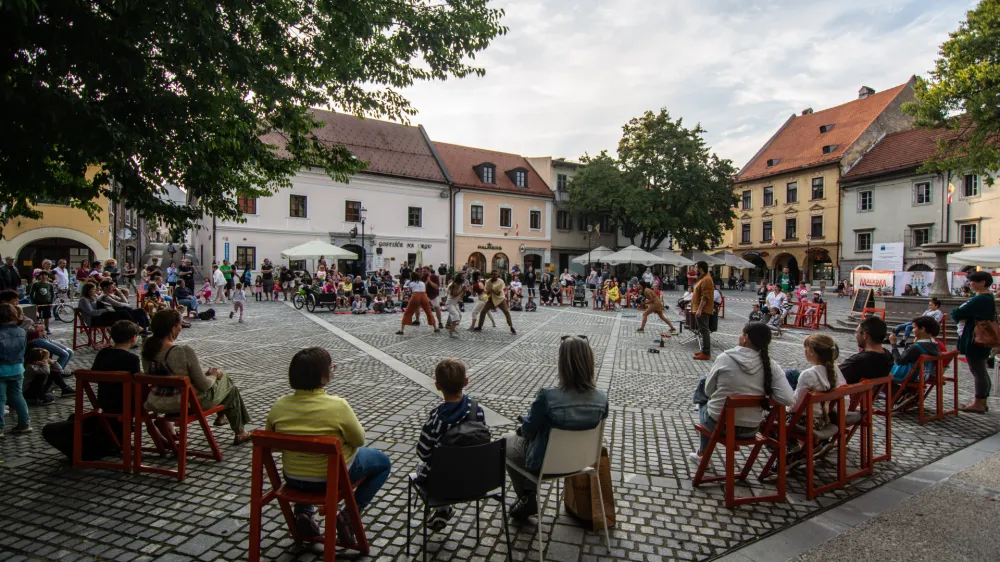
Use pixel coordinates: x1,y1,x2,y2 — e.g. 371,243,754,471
872,242,904,271
852,289,873,314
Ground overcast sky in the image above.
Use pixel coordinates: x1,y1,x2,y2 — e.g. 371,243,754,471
401,0,977,169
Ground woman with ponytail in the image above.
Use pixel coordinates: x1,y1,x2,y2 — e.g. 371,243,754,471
789,335,846,430
689,322,795,465
141,309,251,445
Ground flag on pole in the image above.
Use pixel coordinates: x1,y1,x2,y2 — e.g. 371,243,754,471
595,223,601,241
771,233,777,247
515,223,519,236
947,182,956,205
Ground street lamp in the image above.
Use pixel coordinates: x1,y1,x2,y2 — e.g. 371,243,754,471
805,234,812,283
587,224,594,266
361,207,368,278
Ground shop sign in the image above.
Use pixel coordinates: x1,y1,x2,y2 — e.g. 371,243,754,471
742,251,768,258
477,243,502,251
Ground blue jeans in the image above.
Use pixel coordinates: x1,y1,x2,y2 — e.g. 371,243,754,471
285,447,392,515
30,338,73,370
0,376,30,430
893,322,913,339
698,404,757,453
177,298,198,312
785,369,801,389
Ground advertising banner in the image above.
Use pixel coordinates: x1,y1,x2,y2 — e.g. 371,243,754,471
851,269,894,292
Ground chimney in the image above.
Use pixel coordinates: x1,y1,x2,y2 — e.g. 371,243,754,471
801,108,813,115
858,86,876,99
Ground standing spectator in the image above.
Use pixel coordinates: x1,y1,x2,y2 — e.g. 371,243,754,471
586,268,599,290
212,264,228,304
399,262,411,287
0,303,30,436
260,259,275,301
524,265,537,299
166,261,179,290
52,259,71,297
951,271,997,413
29,270,55,331
691,261,715,361
123,262,137,292
104,259,119,285
0,255,21,292
146,257,162,281
75,259,92,292
220,259,234,296
167,242,176,263
438,262,448,276
178,259,195,291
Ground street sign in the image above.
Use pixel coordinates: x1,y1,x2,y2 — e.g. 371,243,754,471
224,242,230,261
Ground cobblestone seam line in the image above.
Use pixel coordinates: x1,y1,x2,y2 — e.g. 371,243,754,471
288,302,513,425
596,312,621,393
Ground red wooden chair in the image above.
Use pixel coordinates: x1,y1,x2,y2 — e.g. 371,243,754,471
692,396,787,508
718,295,726,319
862,307,886,321
72,308,112,351
939,317,949,347
847,375,893,464
561,286,573,306
73,370,133,473
132,374,225,480
890,350,960,424
249,430,369,562
762,382,876,499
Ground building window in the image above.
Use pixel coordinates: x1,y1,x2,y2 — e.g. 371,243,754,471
811,215,824,238
289,194,307,218
289,259,306,272
530,210,541,230
811,177,824,200
763,186,774,207
741,190,751,210
963,174,979,197
345,200,361,222
556,210,571,230
914,182,931,205
408,207,422,227
556,174,568,191
499,207,512,228
237,196,257,214
578,213,588,231
481,166,495,184
786,182,798,204
785,218,797,240
960,223,978,245
515,170,527,188
857,232,872,252
740,224,751,244
236,246,256,271
598,214,612,233
762,221,772,243
912,227,930,248
858,190,873,212
470,204,484,226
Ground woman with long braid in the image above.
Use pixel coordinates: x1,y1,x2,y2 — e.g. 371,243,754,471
688,322,795,465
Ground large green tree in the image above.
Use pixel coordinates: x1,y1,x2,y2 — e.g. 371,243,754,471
0,0,506,233
568,109,737,252
904,0,1000,181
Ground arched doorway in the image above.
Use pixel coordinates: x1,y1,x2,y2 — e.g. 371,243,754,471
467,252,486,273
16,237,96,281
338,244,365,278
908,263,932,272
807,249,834,282
745,255,768,283
771,253,799,285
523,253,542,273
491,252,509,273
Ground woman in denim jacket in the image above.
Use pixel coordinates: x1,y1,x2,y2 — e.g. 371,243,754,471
505,335,609,520
0,303,30,437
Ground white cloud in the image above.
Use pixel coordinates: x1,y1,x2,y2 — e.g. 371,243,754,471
401,0,977,167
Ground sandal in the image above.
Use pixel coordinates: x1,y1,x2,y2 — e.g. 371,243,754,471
214,414,228,427
395,330,405,335
233,434,252,446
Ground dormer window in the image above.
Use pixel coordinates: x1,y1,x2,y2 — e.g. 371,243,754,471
505,167,529,188
766,158,779,167
473,162,496,184
819,124,833,134
822,144,838,154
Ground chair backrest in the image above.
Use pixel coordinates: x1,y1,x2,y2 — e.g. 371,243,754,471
426,439,507,501
74,370,133,385
800,381,873,426
540,420,605,475
133,374,193,390
250,429,343,457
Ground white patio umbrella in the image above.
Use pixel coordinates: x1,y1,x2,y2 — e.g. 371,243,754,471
280,239,358,272
711,250,755,269
602,245,670,266
681,250,725,266
948,246,1000,268
651,248,694,266
572,245,614,264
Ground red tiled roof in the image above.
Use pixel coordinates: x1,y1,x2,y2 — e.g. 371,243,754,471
842,126,959,180
260,108,448,183
433,142,553,199
738,81,911,182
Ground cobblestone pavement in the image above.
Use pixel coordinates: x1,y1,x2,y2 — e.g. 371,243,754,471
1,291,998,561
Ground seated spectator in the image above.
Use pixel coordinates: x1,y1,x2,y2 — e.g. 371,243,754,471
22,347,72,403
893,298,943,342
509,275,523,303
840,317,893,385
505,336,608,520
0,303,30,436
416,359,488,531
173,279,199,314
78,282,136,328
748,303,765,323
98,279,151,330
782,335,846,464
42,320,142,460
0,290,74,370
606,282,620,310
141,309,251,444
889,316,942,410
322,279,336,294
266,347,392,541
689,323,794,466
524,296,537,311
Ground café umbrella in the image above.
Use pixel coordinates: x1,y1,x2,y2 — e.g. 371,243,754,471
280,240,358,272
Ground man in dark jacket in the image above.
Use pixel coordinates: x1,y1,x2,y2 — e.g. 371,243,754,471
0,256,21,292
524,266,537,298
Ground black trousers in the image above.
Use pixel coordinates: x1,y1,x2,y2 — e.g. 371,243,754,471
697,314,711,355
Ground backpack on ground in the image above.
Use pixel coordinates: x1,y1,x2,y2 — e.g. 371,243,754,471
198,308,216,321
439,398,491,447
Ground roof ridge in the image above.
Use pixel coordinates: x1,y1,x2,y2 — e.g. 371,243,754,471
306,106,419,130
800,82,908,119
434,141,531,159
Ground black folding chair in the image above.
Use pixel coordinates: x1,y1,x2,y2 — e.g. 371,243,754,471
406,439,512,561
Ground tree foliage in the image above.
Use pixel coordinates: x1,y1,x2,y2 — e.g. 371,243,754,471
904,0,1000,182
0,0,506,233
568,109,737,252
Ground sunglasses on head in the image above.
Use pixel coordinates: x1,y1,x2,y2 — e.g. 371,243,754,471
561,335,589,340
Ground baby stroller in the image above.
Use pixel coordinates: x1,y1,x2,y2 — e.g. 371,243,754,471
572,282,587,307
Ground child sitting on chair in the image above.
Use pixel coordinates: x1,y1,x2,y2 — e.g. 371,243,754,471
595,281,606,310
525,295,537,311
265,348,391,542
22,347,71,404
322,279,337,294
606,281,620,311
748,303,765,323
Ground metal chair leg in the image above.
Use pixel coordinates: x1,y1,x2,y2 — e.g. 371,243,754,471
423,505,429,562
500,488,513,562
592,468,612,548
406,480,412,558
475,498,481,542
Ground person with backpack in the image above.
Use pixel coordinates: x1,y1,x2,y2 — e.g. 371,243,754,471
415,359,489,532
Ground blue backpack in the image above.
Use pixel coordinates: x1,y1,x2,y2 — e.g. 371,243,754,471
890,343,935,383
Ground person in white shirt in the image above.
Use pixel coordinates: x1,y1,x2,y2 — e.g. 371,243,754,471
230,282,247,322
560,269,575,287
782,334,846,463
642,268,654,285
212,264,228,303
52,259,70,295
766,286,787,327
509,275,523,304
893,298,943,342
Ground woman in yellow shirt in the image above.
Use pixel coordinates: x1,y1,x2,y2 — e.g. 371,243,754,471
606,282,620,310
266,348,392,541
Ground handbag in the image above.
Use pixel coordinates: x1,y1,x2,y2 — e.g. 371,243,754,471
973,300,1000,347
563,446,616,530
692,376,709,405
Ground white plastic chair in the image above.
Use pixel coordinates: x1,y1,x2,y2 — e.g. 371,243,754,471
506,421,611,560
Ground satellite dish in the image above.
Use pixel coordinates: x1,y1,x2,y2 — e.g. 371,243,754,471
439,189,449,199
118,228,134,241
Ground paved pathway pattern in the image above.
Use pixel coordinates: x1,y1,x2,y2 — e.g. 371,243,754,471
0,291,997,561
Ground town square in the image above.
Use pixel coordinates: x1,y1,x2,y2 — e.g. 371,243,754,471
3,0,1000,561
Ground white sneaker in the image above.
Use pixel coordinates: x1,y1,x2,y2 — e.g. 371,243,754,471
687,452,702,466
